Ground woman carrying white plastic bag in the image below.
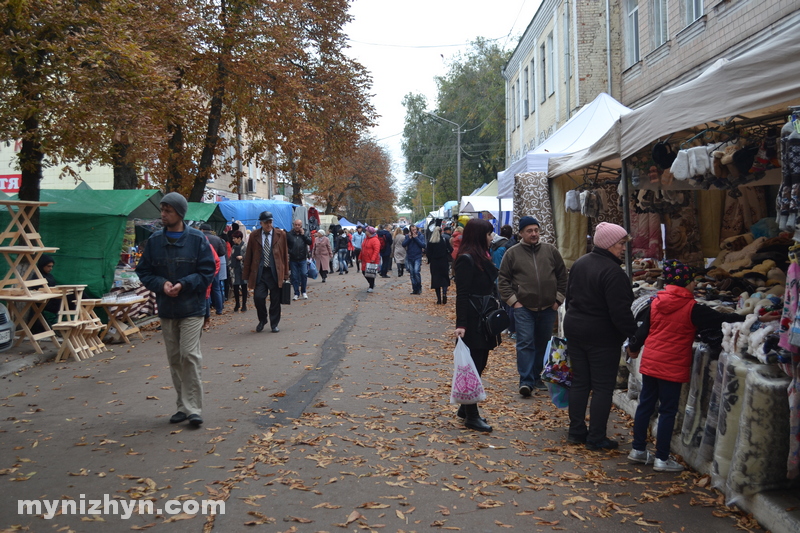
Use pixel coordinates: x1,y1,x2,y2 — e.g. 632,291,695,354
453,219,502,432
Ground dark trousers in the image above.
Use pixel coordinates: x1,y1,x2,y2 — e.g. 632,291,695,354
254,268,281,327
470,348,489,376
233,284,247,310
632,374,682,460
363,272,375,289
567,339,622,443
210,273,223,313
380,253,391,276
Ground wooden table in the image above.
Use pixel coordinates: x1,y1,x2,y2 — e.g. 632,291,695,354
79,299,107,356
49,285,92,362
1,292,62,354
97,297,147,344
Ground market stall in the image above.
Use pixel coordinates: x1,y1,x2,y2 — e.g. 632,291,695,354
543,25,800,509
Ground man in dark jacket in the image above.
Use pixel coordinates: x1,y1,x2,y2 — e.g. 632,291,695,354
402,225,426,294
499,216,567,397
136,192,215,427
286,219,312,300
376,224,394,277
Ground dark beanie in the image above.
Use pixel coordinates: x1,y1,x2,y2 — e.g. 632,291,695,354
518,216,540,232
161,192,188,219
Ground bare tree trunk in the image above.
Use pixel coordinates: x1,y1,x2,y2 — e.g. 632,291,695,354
112,140,137,189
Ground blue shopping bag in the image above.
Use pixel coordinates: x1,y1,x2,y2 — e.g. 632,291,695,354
307,259,319,280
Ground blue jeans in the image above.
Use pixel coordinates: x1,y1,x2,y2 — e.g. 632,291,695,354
632,374,682,460
337,249,349,273
406,256,422,293
210,273,223,313
290,260,308,295
514,306,557,387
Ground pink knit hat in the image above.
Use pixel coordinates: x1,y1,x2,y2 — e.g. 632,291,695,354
593,222,630,249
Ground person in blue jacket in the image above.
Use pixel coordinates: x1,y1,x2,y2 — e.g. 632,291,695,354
402,224,426,294
136,192,216,428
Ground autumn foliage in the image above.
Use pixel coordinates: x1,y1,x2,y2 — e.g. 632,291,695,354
0,0,376,210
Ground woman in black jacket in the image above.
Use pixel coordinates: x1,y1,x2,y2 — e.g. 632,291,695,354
454,219,501,432
564,222,638,450
426,226,452,304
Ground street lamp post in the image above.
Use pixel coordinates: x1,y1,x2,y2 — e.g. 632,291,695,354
413,171,436,213
425,112,463,202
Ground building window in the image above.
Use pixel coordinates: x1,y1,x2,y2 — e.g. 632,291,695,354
546,33,554,96
685,0,703,25
510,82,516,132
530,59,536,113
523,67,530,117
625,0,640,65
652,0,668,48
540,44,546,103
515,82,521,128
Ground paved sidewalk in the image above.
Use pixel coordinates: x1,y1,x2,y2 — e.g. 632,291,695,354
0,270,783,532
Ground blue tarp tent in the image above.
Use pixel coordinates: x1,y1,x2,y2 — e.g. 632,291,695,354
216,200,294,230
338,217,356,228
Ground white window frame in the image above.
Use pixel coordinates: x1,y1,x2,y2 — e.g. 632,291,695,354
685,0,703,25
546,33,555,96
540,44,547,103
523,67,530,116
625,0,640,65
652,0,668,49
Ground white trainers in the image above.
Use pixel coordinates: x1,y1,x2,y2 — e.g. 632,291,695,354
653,457,684,472
292,294,299,301
627,449,654,465
302,293,308,299
367,288,373,293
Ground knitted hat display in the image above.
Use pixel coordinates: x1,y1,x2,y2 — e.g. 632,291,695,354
663,259,696,287
592,222,629,249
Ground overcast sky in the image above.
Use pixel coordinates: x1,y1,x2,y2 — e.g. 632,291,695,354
343,0,543,193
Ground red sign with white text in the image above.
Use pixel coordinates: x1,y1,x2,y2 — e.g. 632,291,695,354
0,175,21,193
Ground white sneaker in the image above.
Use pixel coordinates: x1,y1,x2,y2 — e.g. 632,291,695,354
292,294,299,301
627,449,654,465
367,288,373,293
653,457,684,472
302,293,308,299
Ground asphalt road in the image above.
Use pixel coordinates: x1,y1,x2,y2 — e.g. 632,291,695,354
0,267,753,532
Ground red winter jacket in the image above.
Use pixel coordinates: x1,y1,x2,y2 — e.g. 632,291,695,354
360,234,381,271
639,284,697,383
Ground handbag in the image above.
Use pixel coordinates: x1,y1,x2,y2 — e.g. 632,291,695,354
307,258,318,280
280,282,292,305
449,337,487,405
541,336,571,387
470,294,509,339
364,262,379,279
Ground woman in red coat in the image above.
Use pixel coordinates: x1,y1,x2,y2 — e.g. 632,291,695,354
360,226,382,293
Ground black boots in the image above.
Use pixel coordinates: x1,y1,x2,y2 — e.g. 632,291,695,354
442,289,447,305
463,404,492,432
398,265,405,277
435,288,441,305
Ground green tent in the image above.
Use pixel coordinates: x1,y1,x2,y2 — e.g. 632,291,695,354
185,202,226,235
1,189,163,298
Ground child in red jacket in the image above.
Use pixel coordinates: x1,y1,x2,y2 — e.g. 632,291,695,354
627,260,745,472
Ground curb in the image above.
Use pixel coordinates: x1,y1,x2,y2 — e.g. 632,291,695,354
613,390,800,533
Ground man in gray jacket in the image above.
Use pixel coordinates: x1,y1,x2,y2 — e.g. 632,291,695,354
498,216,567,397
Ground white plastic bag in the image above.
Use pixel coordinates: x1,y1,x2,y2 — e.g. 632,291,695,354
450,337,487,405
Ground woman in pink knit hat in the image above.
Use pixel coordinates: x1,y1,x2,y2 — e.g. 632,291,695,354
563,222,639,451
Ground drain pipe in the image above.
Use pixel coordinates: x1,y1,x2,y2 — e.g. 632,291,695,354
605,0,612,95
564,0,570,117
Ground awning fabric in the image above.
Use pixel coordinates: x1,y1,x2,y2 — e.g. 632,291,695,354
498,93,632,198
548,23,800,178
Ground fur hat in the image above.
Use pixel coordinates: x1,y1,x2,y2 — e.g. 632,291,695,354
593,222,629,250
160,192,188,219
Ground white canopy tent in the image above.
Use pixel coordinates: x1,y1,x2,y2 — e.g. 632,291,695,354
497,92,632,199
548,23,800,178
459,196,514,213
